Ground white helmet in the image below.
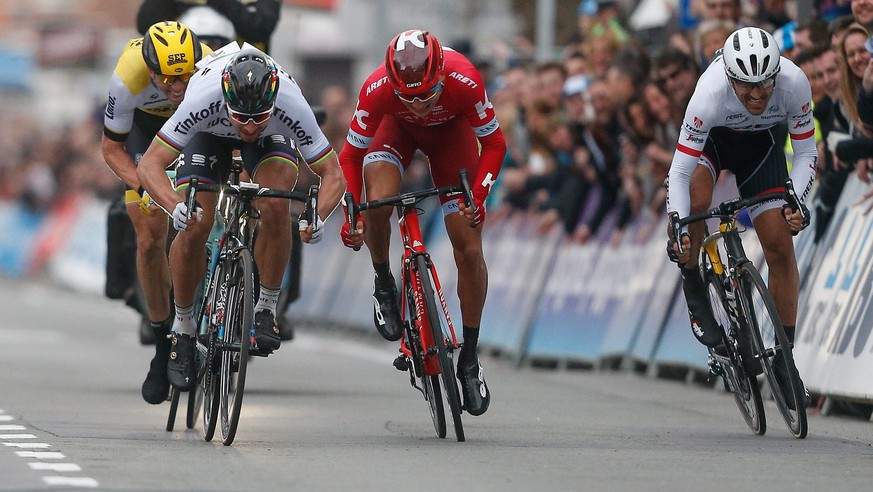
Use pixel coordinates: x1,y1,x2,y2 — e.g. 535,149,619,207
722,27,781,84
178,6,236,46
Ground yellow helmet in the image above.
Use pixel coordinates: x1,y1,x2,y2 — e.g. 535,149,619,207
141,21,203,76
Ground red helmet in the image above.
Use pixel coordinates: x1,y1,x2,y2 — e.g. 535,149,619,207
384,29,444,96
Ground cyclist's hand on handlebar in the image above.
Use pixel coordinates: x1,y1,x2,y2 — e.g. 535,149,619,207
172,201,202,232
341,218,364,250
459,197,485,227
666,234,692,265
782,202,810,234
298,215,325,244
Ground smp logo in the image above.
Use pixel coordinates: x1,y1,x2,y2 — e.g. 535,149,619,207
167,53,188,66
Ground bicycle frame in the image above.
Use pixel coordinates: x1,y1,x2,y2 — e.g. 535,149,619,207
396,204,459,377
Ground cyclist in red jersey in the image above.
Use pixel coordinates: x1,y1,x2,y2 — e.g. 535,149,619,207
339,29,506,416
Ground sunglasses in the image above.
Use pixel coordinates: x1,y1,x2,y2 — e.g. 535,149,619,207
227,106,274,125
394,82,443,104
158,72,193,85
731,77,776,91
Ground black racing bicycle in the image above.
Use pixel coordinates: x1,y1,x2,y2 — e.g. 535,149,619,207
669,178,808,438
171,158,317,445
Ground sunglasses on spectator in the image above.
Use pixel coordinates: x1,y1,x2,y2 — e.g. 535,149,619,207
394,82,443,104
157,72,194,85
227,106,273,125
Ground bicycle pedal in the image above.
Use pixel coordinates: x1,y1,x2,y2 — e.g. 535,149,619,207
393,355,410,371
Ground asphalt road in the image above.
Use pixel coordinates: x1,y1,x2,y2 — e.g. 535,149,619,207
2,277,873,491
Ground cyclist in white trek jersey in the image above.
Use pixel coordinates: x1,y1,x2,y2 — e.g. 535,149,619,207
666,28,815,403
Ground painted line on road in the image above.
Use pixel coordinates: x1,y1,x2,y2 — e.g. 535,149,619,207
0,409,98,488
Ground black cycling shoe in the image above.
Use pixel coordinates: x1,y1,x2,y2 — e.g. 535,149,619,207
252,310,281,356
167,333,197,391
681,268,723,347
141,322,172,404
772,356,811,410
372,276,402,341
457,353,490,416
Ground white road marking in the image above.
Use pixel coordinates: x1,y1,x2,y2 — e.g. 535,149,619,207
16,451,65,459
0,409,98,488
43,477,99,487
29,462,82,472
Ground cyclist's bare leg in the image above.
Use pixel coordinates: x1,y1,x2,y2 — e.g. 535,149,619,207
362,161,402,263
126,202,171,322
752,208,799,325
168,192,216,311
443,212,487,327
251,160,296,288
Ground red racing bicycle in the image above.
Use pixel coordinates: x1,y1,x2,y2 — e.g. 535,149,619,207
344,170,474,442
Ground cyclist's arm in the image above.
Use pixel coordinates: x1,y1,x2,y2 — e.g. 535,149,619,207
666,86,717,221
101,135,139,191
137,138,182,215
338,85,382,204
306,149,346,223
473,127,507,207
786,77,817,204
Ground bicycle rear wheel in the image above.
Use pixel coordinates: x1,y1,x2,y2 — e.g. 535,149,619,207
416,255,465,442
737,264,807,439
701,254,765,435
219,248,254,446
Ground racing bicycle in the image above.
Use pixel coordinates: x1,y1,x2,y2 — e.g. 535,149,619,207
168,158,317,445
344,170,474,442
669,178,808,438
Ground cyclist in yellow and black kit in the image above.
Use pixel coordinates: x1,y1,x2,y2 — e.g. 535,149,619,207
102,21,211,405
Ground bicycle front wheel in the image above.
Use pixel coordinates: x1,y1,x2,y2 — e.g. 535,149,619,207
220,248,254,446
166,388,180,432
405,274,446,438
416,255,465,442
737,264,807,439
701,253,765,435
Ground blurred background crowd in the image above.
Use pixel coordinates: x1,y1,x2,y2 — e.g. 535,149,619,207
0,0,864,248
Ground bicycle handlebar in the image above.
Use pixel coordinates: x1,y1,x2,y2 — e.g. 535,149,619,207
344,169,474,233
668,178,806,254
186,174,318,220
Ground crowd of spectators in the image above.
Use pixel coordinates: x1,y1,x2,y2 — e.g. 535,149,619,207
4,0,873,252
0,106,118,212
485,0,866,248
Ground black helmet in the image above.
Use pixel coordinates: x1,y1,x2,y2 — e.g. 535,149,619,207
221,48,279,114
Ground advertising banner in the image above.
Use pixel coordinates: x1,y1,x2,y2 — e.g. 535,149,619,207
795,177,873,399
